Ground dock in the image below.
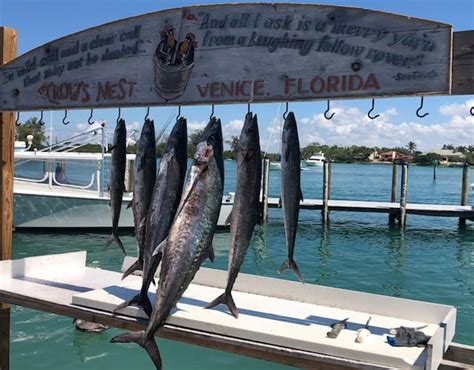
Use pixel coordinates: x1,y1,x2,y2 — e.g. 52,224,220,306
1,251,473,370
267,198,474,218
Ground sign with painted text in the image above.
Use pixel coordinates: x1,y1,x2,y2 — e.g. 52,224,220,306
0,4,452,111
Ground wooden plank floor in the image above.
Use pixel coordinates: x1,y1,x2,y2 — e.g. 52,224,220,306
267,198,474,218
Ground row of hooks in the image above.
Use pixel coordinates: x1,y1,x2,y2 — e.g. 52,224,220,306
323,96,429,121
14,97,473,127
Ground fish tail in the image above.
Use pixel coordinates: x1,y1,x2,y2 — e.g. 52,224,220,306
111,331,162,370
278,258,304,284
121,259,143,280
104,232,127,255
205,292,239,318
112,293,153,318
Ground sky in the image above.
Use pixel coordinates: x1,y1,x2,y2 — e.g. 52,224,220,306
1,0,473,152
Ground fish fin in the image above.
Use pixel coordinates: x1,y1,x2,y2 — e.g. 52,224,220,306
278,258,304,284
112,293,153,317
225,209,233,226
278,197,282,208
151,276,156,286
205,292,239,319
121,259,143,281
299,188,304,201
152,239,167,257
104,233,127,255
207,243,215,263
111,331,162,370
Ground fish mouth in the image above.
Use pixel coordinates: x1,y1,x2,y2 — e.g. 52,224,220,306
194,142,214,164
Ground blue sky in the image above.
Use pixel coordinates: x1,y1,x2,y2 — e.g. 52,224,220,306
2,0,473,151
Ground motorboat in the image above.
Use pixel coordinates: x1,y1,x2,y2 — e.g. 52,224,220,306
13,127,232,229
304,152,326,166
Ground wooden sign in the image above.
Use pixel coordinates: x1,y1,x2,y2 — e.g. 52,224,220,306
0,4,452,111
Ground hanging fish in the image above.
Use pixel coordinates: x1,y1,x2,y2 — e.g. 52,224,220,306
111,121,224,370
279,112,304,282
105,118,127,255
206,112,261,318
116,117,188,316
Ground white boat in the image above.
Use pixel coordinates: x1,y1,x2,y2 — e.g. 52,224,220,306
304,152,326,166
13,128,232,229
269,162,281,170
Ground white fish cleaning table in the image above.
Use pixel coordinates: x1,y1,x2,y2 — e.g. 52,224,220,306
0,252,457,369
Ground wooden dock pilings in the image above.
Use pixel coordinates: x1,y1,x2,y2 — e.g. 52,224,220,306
261,158,270,223
389,163,398,225
322,160,330,223
459,162,470,227
399,162,409,227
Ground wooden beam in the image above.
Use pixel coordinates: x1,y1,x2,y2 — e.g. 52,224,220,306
452,30,474,95
0,26,17,370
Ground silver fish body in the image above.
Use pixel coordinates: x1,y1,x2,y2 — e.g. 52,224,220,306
279,112,304,283
105,118,127,255
111,122,224,370
117,118,188,316
206,112,261,318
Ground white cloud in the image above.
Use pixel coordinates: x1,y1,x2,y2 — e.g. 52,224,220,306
439,99,474,116
187,120,207,131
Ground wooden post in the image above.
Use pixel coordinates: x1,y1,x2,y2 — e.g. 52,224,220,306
459,162,469,227
389,162,398,225
322,160,330,224
0,26,18,370
327,161,332,199
262,158,270,223
433,160,437,181
399,162,408,227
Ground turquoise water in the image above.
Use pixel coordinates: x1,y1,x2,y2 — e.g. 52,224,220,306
10,163,474,369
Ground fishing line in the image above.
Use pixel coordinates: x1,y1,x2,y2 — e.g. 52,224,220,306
263,103,282,157
155,109,176,144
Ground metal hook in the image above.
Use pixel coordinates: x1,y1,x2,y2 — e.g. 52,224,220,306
283,102,289,119
62,110,70,125
367,99,380,120
88,108,94,125
324,100,335,120
38,111,45,126
116,107,121,124
145,107,150,122
15,112,21,126
416,97,429,118
247,103,251,114
176,106,181,121
210,104,215,120
471,106,474,116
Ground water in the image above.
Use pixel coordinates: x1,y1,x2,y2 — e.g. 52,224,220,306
10,162,474,369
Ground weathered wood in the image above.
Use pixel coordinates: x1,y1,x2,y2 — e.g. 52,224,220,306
0,26,17,370
444,343,474,366
389,163,398,225
399,162,408,227
459,163,469,227
261,158,270,222
452,31,474,95
0,4,452,111
322,160,330,223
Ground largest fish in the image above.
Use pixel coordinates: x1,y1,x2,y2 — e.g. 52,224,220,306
117,117,188,316
111,120,224,370
206,112,261,318
122,118,156,280
105,118,127,255
278,112,304,283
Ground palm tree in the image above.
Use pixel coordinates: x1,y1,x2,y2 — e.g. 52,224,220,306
406,141,417,153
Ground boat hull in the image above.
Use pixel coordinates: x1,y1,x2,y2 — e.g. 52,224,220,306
14,191,232,229
304,161,324,166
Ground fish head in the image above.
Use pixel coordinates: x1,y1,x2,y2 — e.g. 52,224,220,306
194,141,214,166
239,112,260,152
141,119,155,138
166,117,188,153
201,117,224,184
282,112,297,145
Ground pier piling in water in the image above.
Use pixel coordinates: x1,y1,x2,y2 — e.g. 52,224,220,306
322,160,330,223
0,26,17,370
399,162,409,227
459,162,470,227
262,158,270,223
389,162,398,225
